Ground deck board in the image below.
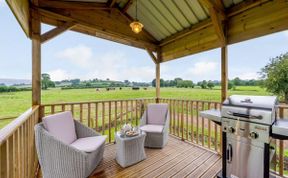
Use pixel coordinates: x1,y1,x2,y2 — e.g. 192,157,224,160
90,136,221,178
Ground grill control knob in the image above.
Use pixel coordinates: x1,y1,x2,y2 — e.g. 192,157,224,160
228,127,235,133
249,132,258,139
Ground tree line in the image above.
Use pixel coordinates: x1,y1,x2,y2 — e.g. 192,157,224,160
152,77,262,90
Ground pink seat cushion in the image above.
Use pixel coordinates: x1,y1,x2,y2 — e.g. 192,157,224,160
70,136,107,153
147,103,168,125
43,111,77,145
140,124,164,133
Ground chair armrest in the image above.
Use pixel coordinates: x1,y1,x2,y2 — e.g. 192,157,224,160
74,120,101,138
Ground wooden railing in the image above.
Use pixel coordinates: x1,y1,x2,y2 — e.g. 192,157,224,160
1,98,288,177
276,105,288,177
41,98,155,143
0,106,40,178
158,98,222,154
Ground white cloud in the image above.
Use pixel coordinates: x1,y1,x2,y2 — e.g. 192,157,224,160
56,45,92,68
54,45,154,82
120,66,155,81
0,0,5,6
187,61,218,76
237,72,259,80
47,69,74,81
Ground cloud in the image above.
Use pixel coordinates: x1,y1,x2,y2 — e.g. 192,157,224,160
0,0,5,6
237,72,259,80
56,45,92,68
54,44,154,82
187,61,218,76
47,69,74,81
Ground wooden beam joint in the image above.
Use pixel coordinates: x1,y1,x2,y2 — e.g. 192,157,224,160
40,21,76,44
199,0,227,47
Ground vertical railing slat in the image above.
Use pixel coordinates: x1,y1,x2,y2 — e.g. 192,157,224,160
279,107,284,176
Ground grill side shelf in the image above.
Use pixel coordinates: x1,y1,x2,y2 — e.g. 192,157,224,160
200,109,221,125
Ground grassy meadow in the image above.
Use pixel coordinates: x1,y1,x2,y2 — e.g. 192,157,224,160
0,86,270,126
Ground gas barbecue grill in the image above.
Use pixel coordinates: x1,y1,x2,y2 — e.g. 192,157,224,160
200,95,288,178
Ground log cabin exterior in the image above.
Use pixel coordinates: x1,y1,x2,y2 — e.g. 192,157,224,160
1,0,288,177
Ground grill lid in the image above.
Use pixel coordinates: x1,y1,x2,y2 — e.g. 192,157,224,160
223,95,278,110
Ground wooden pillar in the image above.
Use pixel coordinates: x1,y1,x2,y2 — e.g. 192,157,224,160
155,63,160,103
155,51,161,103
31,9,41,106
221,46,228,102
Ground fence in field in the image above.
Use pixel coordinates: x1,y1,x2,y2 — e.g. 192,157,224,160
1,98,288,177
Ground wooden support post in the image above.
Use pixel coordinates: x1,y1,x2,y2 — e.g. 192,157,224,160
221,46,228,102
155,50,161,103
156,63,160,103
31,9,41,106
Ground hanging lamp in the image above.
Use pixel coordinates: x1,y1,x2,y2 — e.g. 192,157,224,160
130,0,144,34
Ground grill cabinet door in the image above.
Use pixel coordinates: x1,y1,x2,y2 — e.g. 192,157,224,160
226,138,264,178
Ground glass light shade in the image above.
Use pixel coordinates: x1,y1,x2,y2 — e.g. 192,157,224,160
130,21,144,34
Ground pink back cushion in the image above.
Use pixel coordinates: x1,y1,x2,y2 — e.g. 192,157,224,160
147,103,168,125
43,111,77,145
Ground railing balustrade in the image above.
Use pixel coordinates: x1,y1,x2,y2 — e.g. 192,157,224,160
1,98,288,177
0,106,40,178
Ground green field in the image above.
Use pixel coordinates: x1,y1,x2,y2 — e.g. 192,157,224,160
0,86,269,120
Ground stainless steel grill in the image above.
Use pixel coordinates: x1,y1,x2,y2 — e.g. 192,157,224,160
200,95,288,178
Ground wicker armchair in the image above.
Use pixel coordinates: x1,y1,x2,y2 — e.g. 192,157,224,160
35,111,106,178
140,103,170,148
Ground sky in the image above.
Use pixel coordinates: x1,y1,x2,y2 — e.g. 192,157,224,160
0,2,288,83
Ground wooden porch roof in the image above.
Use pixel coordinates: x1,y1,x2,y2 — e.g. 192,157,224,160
6,0,288,62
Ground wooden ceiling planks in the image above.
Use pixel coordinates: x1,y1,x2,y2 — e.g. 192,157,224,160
160,0,288,62
8,0,288,62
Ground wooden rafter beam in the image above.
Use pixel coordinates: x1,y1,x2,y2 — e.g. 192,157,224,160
38,0,111,10
38,8,158,51
199,0,227,47
160,0,288,62
41,21,76,44
146,50,158,64
209,7,226,47
107,0,117,8
160,19,212,46
227,0,268,17
122,0,133,13
199,0,226,19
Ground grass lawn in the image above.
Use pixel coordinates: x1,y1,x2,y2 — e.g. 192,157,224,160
0,86,270,120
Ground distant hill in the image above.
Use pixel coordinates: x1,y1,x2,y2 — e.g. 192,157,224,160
0,79,31,86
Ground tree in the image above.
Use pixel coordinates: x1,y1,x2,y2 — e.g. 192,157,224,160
260,53,288,103
200,80,208,89
71,79,80,86
233,77,241,86
152,78,164,87
207,80,215,89
228,82,235,90
41,73,55,90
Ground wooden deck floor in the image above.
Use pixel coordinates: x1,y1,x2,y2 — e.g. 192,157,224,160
90,136,222,178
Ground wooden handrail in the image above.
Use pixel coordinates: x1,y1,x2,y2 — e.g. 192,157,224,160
0,106,39,145
0,105,40,178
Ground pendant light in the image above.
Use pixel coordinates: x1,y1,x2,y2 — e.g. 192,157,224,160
130,0,144,34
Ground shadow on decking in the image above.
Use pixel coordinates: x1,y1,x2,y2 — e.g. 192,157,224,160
90,136,221,178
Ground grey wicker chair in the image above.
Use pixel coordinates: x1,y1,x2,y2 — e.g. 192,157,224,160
140,103,170,148
35,111,106,178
